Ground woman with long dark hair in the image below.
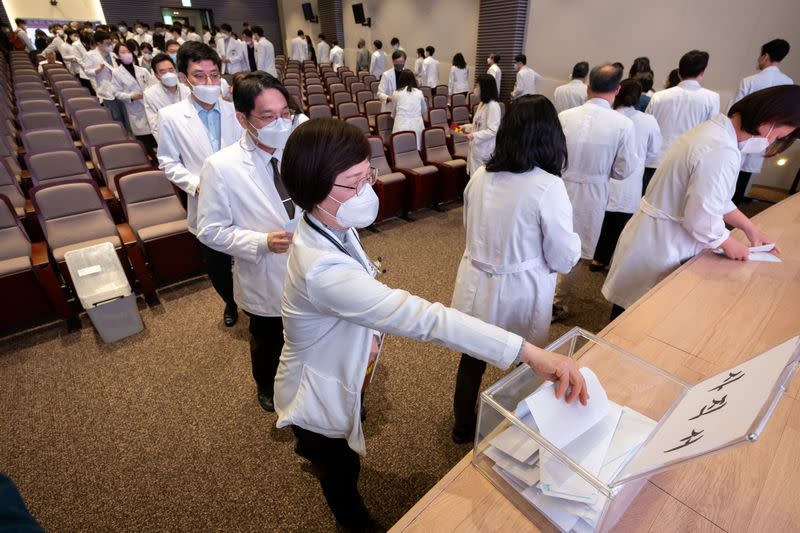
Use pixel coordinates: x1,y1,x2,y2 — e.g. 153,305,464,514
464,73,501,175
111,42,157,157
390,69,427,149
448,52,470,96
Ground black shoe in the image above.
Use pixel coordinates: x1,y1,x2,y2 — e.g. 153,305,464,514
223,303,238,327
258,389,275,412
551,303,569,323
451,425,475,444
588,261,606,272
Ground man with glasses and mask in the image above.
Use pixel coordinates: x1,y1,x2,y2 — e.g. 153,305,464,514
196,72,308,412
376,49,407,112
157,42,244,328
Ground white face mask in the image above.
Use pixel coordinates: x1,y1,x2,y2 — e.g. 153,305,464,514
136,27,144,35
738,123,774,155
189,81,221,104
249,117,293,150
104,44,114,54
119,26,127,34
118,53,134,64
323,186,379,229
142,52,152,60
160,72,178,87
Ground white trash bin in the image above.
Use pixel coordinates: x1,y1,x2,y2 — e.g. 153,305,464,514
64,242,144,343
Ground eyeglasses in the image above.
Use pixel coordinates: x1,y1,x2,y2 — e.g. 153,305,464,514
333,167,378,196
189,71,221,83
251,110,295,126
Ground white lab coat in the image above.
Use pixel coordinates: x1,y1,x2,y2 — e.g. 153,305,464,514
607,106,662,213
112,64,153,136
558,98,638,259
290,36,308,61
197,126,307,317
134,32,153,46
414,57,425,86
255,37,277,77
203,31,212,45
452,167,581,345
157,97,244,234
448,66,470,95
511,66,541,99
216,36,248,74
487,64,501,94
603,114,740,309
391,88,427,150
143,82,190,142
274,214,523,455
71,40,91,81
370,50,388,78
727,66,794,173
646,79,720,167
186,32,202,43
85,49,116,101
317,40,330,64
553,80,587,113
329,45,344,70
376,68,398,112
422,56,440,87
467,101,502,175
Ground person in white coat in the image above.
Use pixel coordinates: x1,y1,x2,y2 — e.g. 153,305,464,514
390,70,427,149
329,40,344,71
413,48,425,87
275,118,589,531
252,26,277,77
422,45,440,88
646,50,720,168
510,54,542,99
197,73,308,412
290,30,307,62
728,39,793,204
112,42,157,157
369,40,388,78
157,42,244,327
591,79,662,271
376,50,406,112
87,31,130,133
448,53,470,95
603,86,798,320
67,30,94,94
316,34,331,64
143,53,190,142
463,74,502,175
215,24,248,75
486,53,502,94
451,95,582,443
553,61,589,113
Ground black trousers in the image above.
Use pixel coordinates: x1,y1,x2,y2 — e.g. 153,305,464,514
642,167,657,196
593,211,633,266
732,171,753,205
244,313,283,394
198,241,235,308
452,353,487,436
136,133,158,161
77,76,96,96
291,425,372,529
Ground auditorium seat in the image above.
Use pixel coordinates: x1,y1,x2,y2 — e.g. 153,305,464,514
306,93,328,108
367,136,406,224
390,131,439,216
16,99,57,115
308,104,332,120
337,101,360,120
451,105,471,126
95,141,151,198
364,100,382,128
21,127,74,155
345,115,371,135
0,160,26,217
375,112,394,146
422,127,467,203
427,108,448,130
355,90,373,112
19,111,63,131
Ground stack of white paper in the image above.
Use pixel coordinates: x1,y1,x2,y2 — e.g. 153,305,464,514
484,368,657,532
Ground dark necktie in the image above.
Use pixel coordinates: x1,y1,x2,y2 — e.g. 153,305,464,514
270,157,295,219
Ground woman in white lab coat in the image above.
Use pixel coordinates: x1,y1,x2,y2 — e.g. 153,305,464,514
448,52,470,96
602,85,799,319
390,69,427,150
451,95,582,443
276,118,588,531
464,74,502,175
591,78,662,270
197,72,308,412
112,42,156,158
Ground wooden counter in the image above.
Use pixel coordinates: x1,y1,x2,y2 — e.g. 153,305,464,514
390,193,800,533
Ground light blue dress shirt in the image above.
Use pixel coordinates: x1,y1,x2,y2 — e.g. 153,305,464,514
192,98,221,152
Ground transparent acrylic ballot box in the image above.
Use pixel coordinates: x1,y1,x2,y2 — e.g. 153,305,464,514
473,327,800,533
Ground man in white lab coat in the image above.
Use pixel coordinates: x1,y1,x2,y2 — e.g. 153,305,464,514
143,53,190,142
486,53,501,95
645,50,720,168
510,54,541,99
422,46,441,88
198,72,308,412
157,42,244,326
554,61,589,113
369,40,388,78
252,25,277,77
329,39,344,71
215,23,248,75
290,30,307,61
85,30,130,133
376,50,406,112
133,22,153,46
728,38,793,204
317,34,331,64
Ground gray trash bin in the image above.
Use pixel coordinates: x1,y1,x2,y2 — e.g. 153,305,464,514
64,242,144,343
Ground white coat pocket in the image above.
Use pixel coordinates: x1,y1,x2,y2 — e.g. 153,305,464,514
293,364,357,435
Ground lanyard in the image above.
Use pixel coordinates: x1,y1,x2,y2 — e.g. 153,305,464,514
304,212,357,258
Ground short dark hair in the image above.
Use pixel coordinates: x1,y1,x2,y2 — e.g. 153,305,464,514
15,18,25,26
514,54,526,65
93,30,110,44
486,95,567,176
233,71,296,118
452,53,467,70
332,39,338,46
762,39,790,62
416,47,424,58
373,40,382,49
220,23,232,32
729,85,800,156
397,69,417,91
629,57,651,77
679,50,709,79
297,30,304,36
666,68,681,88
589,64,623,93
281,119,371,211
489,53,501,63
251,25,264,37
152,52,174,70
242,29,253,38
612,62,624,73
177,41,221,75
390,37,399,46
165,39,180,50
318,33,326,40
613,78,643,109
572,61,589,79
391,50,406,62
154,22,165,29
139,42,153,52
426,45,435,56
476,74,498,103
634,71,654,93
125,39,139,52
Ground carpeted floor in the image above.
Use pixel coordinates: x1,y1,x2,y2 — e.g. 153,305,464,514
0,200,768,532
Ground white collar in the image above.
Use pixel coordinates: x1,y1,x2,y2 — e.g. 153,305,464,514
587,97,611,108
